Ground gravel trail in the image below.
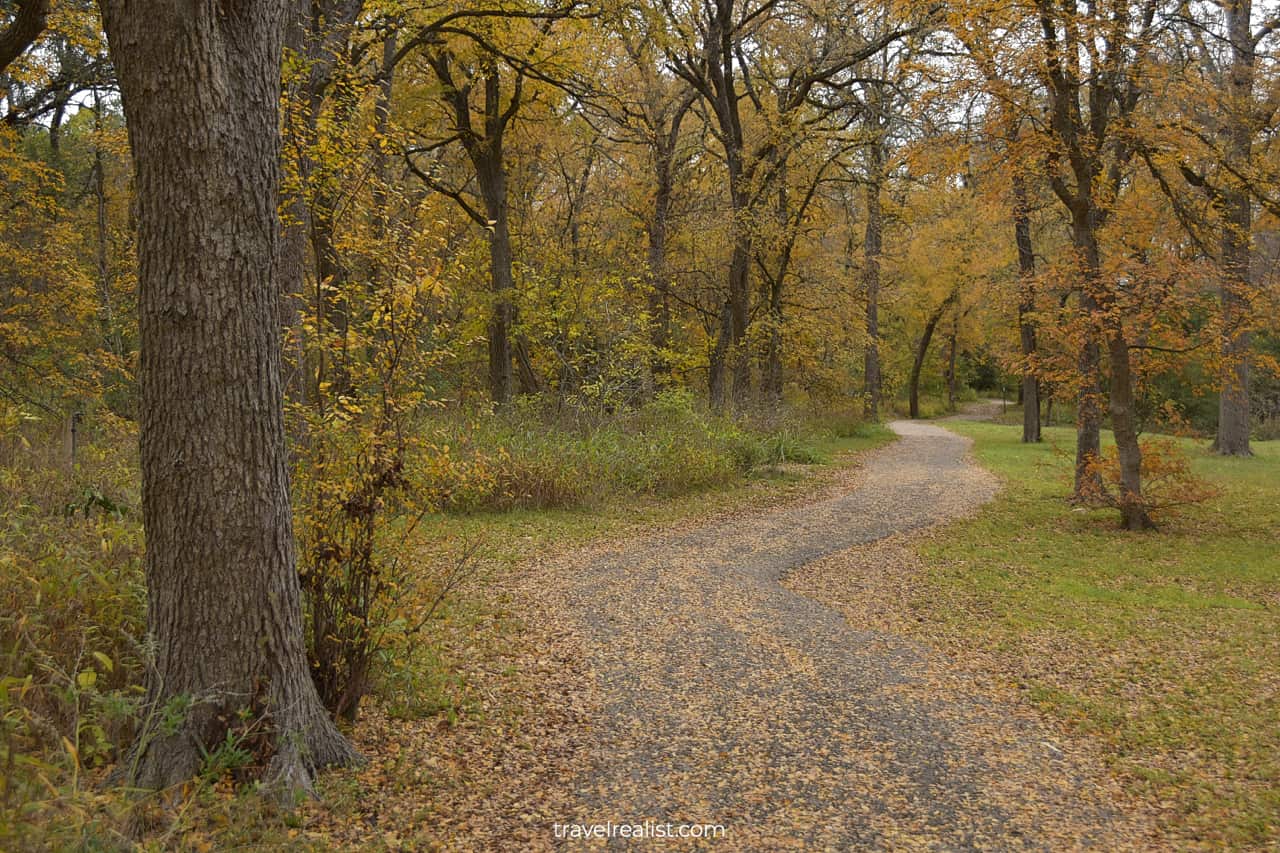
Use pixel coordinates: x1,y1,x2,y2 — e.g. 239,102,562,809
553,420,1155,850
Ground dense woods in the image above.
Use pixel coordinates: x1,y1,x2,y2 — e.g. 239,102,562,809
2,0,1279,846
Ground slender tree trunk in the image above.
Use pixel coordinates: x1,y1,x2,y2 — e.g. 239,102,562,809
642,92,693,385
764,174,789,404
946,316,958,412
1012,174,1041,442
764,272,784,404
1105,321,1155,529
1073,216,1151,527
909,294,953,419
476,156,516,405
1213,0,1255,456
92,96,119,361
101,0,356,793
702,2,753,412
709,300,732,410
1072,220,1104,500
729,243,752,404
863,142,884,419
311,194,351,392
710,200,752,411
277,0,363,409
48,94,67,157
647,156,674,378
711,159,754,411
369,36,395,246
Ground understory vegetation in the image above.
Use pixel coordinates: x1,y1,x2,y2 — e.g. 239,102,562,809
917,420,1280,847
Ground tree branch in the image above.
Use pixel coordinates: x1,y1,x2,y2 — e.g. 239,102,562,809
0,0,48,75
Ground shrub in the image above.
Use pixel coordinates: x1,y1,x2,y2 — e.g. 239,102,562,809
759,429,828,465
412,391,850,514
0,427,147,848
1079,437,1219,525
1254,416,1280,442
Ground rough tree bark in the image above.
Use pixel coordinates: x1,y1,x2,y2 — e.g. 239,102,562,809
101,0,357,792
1074,214,1151,529
1103,311,1154,530
1212,0,1255,457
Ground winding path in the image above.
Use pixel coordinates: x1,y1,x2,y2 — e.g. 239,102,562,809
556,421,1149,849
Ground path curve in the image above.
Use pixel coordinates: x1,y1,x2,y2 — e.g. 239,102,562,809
555,421,1149,849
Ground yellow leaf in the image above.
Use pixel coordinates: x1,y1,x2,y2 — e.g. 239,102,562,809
61,736,79,768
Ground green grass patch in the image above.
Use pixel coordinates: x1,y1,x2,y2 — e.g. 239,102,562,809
922,421,1280,847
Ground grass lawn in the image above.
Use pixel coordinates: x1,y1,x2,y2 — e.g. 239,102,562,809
924,421,1280,847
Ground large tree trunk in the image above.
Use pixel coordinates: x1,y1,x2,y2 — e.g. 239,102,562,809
863,142,884,420
1012,174,1041,443
102,0,357,793
485,214,516,405
1034,0,1153,528
1213,0,1254,457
